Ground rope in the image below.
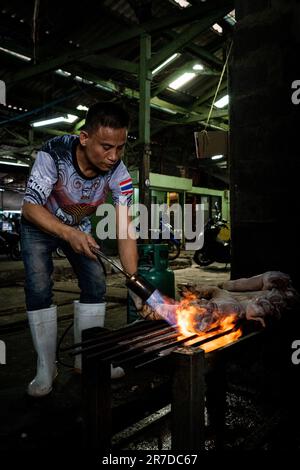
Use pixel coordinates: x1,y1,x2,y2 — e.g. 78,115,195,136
32,0,40,64
204,41,233,130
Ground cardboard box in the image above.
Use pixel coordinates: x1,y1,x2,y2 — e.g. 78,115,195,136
194,130,228,158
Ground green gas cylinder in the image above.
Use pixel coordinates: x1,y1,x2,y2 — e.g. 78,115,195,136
127,243,175,323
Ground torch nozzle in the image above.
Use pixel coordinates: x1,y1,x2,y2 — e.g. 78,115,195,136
126,273,156,302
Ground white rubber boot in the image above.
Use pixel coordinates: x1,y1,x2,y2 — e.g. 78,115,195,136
27,306,57,397
74,301,124,378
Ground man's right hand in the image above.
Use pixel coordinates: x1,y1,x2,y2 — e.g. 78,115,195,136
22,203,100,260
65,227,99,260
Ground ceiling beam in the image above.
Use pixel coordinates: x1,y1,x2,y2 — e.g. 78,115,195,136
0,90,82,127
190,80,228,111
149,108,228,125
163,31,223,70
2,128,29,144
149,5,231,70
151,60,219,98
33,127,71,137
7,0,233,85
175,109,228,124
79,54,138,75
63,64,191,116
173,110,228,127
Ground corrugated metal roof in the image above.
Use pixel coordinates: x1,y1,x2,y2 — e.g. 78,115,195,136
0,0,233,172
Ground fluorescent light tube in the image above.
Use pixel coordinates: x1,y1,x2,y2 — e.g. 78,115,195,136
214,94,229,108
169,72,196,90
55,69,71,77
0,47,31,61
173,0,191,8
211,155,223,160
193,64,204,71
31,114,78,127
75,76,93,85
152,53,179,75
95,83,114,92
76,104,88,111
0,161,30,167
212,23,223,34
2,210,22,213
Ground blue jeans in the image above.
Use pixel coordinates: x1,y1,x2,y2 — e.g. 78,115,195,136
21,221,106,311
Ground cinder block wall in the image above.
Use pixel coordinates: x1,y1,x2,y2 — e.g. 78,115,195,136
229,0,300,287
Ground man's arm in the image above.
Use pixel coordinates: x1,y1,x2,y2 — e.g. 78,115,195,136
116,205,138,275
22,203,99,260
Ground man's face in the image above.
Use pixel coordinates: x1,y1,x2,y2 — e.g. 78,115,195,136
80,126,127,172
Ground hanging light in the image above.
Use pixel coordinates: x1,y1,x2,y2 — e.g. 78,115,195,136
31,114,78,127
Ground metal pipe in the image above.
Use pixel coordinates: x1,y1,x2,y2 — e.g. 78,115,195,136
71,325,175,357
62,320,167,353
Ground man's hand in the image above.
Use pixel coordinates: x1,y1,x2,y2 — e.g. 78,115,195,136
22,203,99,260
128,289,162,320
66,228,99,260
140,304,163,321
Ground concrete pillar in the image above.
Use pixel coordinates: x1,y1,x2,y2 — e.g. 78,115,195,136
229,0,300,287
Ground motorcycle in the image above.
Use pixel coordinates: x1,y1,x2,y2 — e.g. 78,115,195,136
193,204,230,267
0,229,22,260
158,218,181,260
0,226,65,261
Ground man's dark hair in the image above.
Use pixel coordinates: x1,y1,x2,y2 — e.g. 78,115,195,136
84,101,130,133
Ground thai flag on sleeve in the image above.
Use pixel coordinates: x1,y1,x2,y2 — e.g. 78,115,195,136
119,178,133,195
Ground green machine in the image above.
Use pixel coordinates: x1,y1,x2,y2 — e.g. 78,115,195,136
127,243,175,323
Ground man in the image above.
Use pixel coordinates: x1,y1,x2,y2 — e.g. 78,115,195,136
21,102,138,397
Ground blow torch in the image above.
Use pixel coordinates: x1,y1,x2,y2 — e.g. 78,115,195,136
92,247,177,325
92,247,156,302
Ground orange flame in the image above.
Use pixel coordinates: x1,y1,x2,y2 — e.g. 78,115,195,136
200,329,242,352
175,293,242,351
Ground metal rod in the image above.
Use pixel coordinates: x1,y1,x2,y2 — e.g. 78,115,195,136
91,325,240,367
119,326,177,346
74,325,238,362
115,334,199,368
73,326,178,358
67,320,168,354
184,326,238,348
79,329,182,363
135,328,240,368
